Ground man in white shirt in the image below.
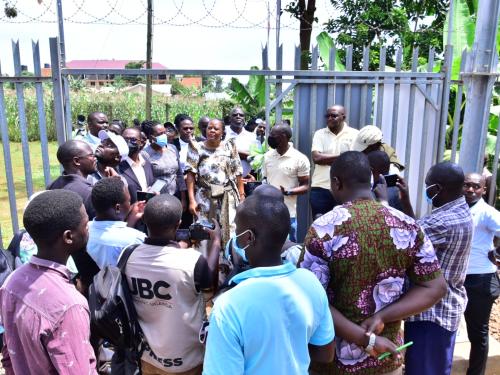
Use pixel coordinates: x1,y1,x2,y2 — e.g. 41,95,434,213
262,125,310,241
75,112,109,151
463,172,500,375
310,105,358,218
225,107,255,177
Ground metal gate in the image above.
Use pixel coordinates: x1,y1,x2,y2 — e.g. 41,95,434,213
1,36,497,243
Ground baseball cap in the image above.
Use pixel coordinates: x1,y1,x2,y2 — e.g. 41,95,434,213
351,125,383,152
98,130,129,161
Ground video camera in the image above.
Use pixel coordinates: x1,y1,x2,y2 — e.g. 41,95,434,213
175,220,215,242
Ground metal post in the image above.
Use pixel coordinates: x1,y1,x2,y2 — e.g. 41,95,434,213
32,40,51,186
50,37,67,145
0,62,19,234
437,46,453,162
12,40,34,198
275,44,283,124
145,0,154,119
459,0,500,174
56,0,66,64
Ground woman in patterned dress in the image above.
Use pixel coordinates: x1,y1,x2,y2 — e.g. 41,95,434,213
186,118,245,245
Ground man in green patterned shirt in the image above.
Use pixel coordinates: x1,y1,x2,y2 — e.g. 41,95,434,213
301,151,447,375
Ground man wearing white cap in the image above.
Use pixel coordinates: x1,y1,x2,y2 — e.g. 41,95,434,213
351,125,404,172
88,130,130,185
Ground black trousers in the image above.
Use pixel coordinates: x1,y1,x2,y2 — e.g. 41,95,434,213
464,272,500,375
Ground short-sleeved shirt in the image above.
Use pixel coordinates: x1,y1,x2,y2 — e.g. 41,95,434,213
262,145,310,217
311,124,358,189
203,262,334,375
141,144,186,195
87,220,146,269
467,198,500,274
302,199,441,375
0,256,97,374
408,196,473,332
74,132,101,151
225,126,256,177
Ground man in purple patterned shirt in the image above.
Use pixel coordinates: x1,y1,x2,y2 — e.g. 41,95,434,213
0,190,97,374
301,152,447,375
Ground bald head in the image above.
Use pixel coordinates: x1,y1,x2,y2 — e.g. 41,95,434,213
236,195,290,248
426,162,465,207
427,162,465,190
325,105,346,132
463,172,486,205
87,112,108,137
270,124,292,140
252,184,285,202
56,140,96,176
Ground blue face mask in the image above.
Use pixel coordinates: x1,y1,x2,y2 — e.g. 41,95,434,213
225,230,252,263
424,183,439,206
154,134,169,148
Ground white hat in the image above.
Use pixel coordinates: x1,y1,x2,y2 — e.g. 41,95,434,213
98,130,129,161
351,125,383,152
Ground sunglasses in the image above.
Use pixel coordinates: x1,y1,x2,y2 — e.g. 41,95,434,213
325,113,341,118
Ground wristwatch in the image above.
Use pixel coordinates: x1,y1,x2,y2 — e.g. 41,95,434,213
365,333,376,353
283,190,293,196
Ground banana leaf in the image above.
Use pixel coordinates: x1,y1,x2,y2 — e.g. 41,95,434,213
316,32,345,71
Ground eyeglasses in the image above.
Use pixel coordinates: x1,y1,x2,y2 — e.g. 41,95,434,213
325,113,340,118
123,137,139,143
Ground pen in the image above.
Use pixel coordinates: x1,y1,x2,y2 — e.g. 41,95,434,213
377,341,414,361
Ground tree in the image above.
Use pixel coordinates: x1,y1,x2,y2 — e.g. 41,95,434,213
202,75,224,93
284,0,317,69
124,61,145,86
324,0,448,70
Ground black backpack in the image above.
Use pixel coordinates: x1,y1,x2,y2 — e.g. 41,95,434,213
0,230,25,287
88,244,145,352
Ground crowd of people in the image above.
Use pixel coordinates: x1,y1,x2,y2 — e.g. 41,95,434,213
0,104,498,375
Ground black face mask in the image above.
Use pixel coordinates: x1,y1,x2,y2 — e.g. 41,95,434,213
127,141,140,154
267,136,279,149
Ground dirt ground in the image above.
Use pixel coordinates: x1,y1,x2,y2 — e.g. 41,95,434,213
490,298,500,341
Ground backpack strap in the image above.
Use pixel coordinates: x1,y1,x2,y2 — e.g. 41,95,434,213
7,229,26,259
117,244,141,271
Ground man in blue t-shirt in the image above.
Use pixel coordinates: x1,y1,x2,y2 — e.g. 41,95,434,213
203,195,335,375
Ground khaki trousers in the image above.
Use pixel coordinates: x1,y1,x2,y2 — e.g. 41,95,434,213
141,360,203,375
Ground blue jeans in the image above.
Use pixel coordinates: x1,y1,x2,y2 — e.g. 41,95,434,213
309,187,337,219
289,217,297,242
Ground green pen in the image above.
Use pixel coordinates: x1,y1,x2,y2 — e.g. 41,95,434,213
377,341,413,361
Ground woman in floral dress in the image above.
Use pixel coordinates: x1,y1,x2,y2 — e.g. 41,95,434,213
186,119,245,245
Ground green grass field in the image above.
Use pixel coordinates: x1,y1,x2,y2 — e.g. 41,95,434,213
0,141,60,247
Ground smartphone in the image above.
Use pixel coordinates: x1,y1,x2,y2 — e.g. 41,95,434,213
149,179,167,194
384,174,399,187
137,191,156,202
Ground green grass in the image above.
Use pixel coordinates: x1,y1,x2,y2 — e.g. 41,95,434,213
0,141,59,247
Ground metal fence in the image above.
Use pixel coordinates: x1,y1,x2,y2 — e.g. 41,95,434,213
0,36,498,243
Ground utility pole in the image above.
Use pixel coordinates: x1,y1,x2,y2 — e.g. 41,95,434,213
56,0,66,64
459,0,500,174
146,0,153,119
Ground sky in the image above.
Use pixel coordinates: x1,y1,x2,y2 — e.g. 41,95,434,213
0,0,336,78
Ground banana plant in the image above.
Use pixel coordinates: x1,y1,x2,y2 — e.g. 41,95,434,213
226,66,267,118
